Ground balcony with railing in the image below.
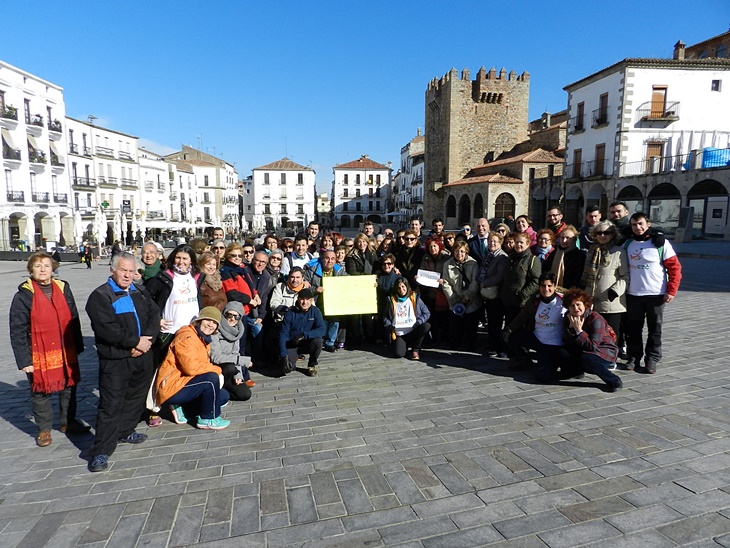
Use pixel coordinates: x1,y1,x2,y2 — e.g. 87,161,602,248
411,175,423,186
98,176,118,188
121,178,137,189
170,191,178,200
591,108,609,128
118,151,134,162
28,149,47,164
619,149,730,177
32,192,50,203
170,213,180,222
83,146,92,157
563,162,583,181
144,181,154,191
0,105,18,122
54,193,68,204
2,143,21,161
635,101,680,126
69,143,79,155
6,191,24,202
584,159,611,178
157,182,166,192
27,115,44,135
568,115,585,134
95,146,114,158
147,210,165,219
48,119,63,133
72,177,96,189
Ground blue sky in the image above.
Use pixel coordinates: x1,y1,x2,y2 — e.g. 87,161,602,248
3,1,727,192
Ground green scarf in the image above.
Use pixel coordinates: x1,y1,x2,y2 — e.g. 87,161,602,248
143,259,162,281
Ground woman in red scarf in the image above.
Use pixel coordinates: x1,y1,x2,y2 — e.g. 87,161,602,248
10,253,89,447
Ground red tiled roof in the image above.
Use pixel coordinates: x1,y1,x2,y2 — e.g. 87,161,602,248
335,156,389,170
253,157,313,171
446,173,524,187
472,149,563,170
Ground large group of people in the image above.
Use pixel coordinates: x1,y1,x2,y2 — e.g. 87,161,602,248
9,207,682,472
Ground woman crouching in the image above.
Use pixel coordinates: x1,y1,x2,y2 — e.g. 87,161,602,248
560,288,623,393
154,307,231,429
384,277,431,360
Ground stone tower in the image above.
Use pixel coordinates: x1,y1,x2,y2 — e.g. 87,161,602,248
423,67,530,223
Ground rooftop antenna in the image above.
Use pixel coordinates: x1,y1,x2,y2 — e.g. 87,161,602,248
197,134,203,150
285,137,288,159
87,115,97,125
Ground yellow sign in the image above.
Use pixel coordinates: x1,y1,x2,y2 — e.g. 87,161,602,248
322,275,377,316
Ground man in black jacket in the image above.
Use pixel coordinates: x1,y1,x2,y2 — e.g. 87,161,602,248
85,252,160,472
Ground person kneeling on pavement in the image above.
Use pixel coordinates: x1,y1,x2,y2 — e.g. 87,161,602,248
154,307,231,429
502,271,565,382
384,277,431,360
559,288,623,392
209,301,254,400
278,288,326,377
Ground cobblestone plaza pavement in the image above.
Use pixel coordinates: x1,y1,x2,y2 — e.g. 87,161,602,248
1,254,730,547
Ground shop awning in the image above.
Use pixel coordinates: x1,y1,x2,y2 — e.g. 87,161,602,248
1,127,18,149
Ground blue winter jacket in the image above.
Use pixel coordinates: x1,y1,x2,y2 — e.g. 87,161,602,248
278,304,327,357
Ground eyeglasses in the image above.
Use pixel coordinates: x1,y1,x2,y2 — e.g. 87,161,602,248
497,228,507,233
538,237,552,242
270,256,282,261
224,313,241,320
595,230,612,236
228,253,242,258
253,259,267,264
213,246,225,250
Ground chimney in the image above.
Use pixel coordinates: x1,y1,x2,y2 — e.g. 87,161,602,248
673,40,686,60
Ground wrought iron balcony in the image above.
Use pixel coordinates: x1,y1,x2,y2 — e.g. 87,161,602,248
0,105,18,121
157,182,166,192
592,108,609,128
563,163,583,181
48,119,63,132
118,151,133,161
29,150,47,163
585,159,611,178
144,181,154,191
98,176,117,188
83,146,92,157
32,192,50,203
568,115,585,133
73,177,96,188
121,178,137,188
147,210,165,219
170,191,178,200
2,145,21,161
29,115,44,127
95,146,114,158
170,213,180,222
54,193,68,204
7,190,24,202
69,143,79,154
635,101,680,124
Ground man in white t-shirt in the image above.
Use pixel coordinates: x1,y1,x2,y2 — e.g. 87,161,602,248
624,212,682,374
503,272,566,382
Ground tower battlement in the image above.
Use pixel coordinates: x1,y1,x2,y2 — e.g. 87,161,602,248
427,67,530,93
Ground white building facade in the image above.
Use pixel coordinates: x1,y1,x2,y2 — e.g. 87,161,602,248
1,61,74,251
165,146,239,235
331,155,391,230
250,158,316,232
66,117,140,245
564,55,730,235
398,129,425,221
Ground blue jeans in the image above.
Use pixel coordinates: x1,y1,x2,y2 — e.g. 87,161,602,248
164,372,229,419
324,320,340,348
559,347,622,388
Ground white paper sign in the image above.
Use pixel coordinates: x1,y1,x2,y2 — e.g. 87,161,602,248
416,269,440,288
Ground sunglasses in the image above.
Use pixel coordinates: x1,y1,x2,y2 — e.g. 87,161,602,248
270,256,282,261
595,230,612,236
213,246,225,250
405,237,417,241
228,253,242,258
224,313,240,320
243,250,254,254
382,261,393,266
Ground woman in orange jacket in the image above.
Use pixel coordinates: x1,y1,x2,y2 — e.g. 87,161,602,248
154,307,231,430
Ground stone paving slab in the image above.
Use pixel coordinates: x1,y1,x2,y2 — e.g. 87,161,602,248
0,257,729,546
